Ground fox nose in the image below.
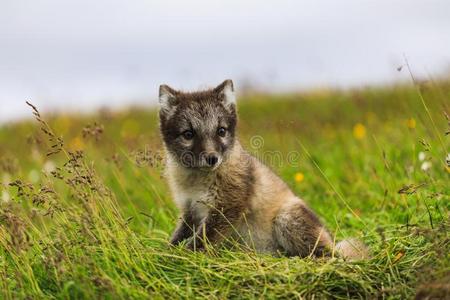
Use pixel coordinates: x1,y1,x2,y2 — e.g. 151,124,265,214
205,155,219,166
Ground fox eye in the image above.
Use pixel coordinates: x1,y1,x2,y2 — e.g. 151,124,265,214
182,130,194,140
217,127,226,137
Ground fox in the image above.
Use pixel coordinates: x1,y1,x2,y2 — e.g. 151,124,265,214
158,79,368,259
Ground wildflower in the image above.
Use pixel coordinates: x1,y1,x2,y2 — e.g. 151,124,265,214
294,172,304,183
1,190,10,203
31,147,42,162
406,118,416,129
417,148,431,172
393,251,405,264
418,152,426,161
2,173,11,185
69,137,84,150
43,161,56,174
353,123,366,139
421,161,432,172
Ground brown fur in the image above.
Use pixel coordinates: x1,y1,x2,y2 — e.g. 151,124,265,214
273,202,332,257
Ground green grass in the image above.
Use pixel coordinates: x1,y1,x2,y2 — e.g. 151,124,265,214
0,80,449,299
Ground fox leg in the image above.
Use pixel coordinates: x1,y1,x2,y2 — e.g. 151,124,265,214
272,201,332,257
186,203,245,250
170,207,199,246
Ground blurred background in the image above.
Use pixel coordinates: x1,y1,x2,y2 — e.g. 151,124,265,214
1,0,449,122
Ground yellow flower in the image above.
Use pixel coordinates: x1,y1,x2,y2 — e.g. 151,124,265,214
294,172,305,183
406,118,416,129
69,137,84,150
353,123,366,139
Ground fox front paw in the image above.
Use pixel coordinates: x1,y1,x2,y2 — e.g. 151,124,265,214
185,237,205,251
169,236,183,246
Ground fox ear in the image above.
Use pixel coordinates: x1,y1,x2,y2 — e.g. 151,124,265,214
214,79,236,107
159,84,178,115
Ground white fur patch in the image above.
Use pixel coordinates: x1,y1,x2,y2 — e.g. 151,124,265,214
165,154,215,220
223,83,236,106
159,94,171,111
159,85,177,117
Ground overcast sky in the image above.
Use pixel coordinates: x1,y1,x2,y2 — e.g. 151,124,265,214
1,0,449,122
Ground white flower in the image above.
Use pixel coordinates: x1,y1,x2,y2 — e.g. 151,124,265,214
446,153,450,166
421,161,432,172
32,147,42,162
1,190,10,203
43,160,56,174
2,173,11,185
418,152,426,161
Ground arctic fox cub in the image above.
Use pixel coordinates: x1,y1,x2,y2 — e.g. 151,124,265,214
159,79,367,259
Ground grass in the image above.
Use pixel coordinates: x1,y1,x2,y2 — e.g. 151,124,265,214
0,79,449,299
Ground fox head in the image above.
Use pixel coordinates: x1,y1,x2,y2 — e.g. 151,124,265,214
158,80,237,170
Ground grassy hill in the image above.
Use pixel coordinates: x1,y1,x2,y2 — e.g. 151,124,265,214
0,80,449,299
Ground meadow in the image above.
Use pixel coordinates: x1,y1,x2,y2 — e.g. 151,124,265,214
0,78,449,299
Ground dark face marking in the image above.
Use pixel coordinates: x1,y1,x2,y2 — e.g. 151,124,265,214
159,88,237,169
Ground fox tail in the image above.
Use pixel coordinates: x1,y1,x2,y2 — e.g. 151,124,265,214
335,238,369,260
